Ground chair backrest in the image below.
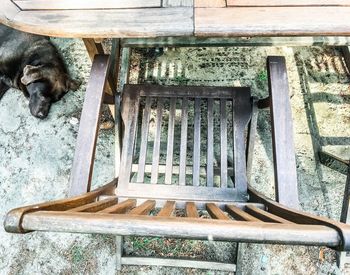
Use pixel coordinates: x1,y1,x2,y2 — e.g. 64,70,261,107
118,84,252,203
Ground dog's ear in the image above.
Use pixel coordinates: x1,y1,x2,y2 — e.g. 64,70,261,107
21,65,44,85
65,77,81,91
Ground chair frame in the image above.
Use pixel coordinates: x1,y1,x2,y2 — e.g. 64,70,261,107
4,40,350,272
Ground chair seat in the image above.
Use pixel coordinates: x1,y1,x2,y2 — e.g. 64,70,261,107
4,179,350,250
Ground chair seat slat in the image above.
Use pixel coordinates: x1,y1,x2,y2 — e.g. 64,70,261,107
157,201,176,217
206,203,230,220
67,197,118,212
225,204,260,222
186,202,199,218
99,199,136,214
129,200,156,215
245,205,294,224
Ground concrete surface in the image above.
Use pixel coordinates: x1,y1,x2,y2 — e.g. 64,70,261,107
0,39,349,274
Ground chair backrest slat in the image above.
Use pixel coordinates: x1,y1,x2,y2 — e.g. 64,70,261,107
220,98,228,188
137,97,152,183
151,98,164,184
193,98,201,186
165,97,177,184
206,98,214,187
179,98,189,185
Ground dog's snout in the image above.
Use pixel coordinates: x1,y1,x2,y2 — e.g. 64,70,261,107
36,111,46,118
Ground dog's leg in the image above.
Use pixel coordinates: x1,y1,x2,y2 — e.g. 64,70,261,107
0,75,11,100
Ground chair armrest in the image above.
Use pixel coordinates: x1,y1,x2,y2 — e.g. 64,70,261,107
267,56,299,208
69,55,111,196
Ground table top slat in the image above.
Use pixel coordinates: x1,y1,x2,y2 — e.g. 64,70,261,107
14,0,161,10
195,7,350,37
6,7,194,38
227,0,350,6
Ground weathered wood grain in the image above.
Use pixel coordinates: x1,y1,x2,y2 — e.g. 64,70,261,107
69,55,110,196
206,203,230,220
267,56,299,208
195,0,226,7
245,205,294,224
10,8,194,38
225,205,260,222
14,0,161,10
129,200,156,215
186,202,199,218
163,0,193,7
121,257,236,271
99,199,136,214
195,7,350,36
157,201,176,217
20,211,342,248
67,197,118,212
227,0,350,6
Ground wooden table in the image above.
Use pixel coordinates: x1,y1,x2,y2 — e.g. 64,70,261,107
2,0,350,38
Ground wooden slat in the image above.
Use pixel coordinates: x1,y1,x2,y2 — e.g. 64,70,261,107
118,182,246,204
11,8,193,38
195,7,350,37
69,55,110,196
179,98,189,185
20,211,342,248
67,197,118,212
122,36,350,48
186,202,199,218
206,98,214,187
99,199,136,214
193,98,201,186
195,0,226,7
129,200,156,215
227,0,350,6
137,97,152,183
246,99,258,183
163,0,194,7
220,99,228,188
151,98,164,184
118,87,141,188
157,201,176,217
136,85,249,99
206,203,230,220
225,205,260,222
245,205,293,224
15,0,161,10
232,89,251,193
121,257,236,271
267,56,299,208
165,98,176,184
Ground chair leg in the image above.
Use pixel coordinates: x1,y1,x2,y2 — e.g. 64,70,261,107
116,235,123,271
246,98,258,183
235,243,243,275
338,164,350,269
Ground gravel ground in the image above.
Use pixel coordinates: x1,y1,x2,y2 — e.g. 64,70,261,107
0,38,349,274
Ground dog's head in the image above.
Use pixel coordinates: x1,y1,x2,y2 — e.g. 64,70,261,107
21,64,80,118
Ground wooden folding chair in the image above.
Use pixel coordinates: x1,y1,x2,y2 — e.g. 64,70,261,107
5,55,350,272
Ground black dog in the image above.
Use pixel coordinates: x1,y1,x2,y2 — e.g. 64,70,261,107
0,24,80,118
